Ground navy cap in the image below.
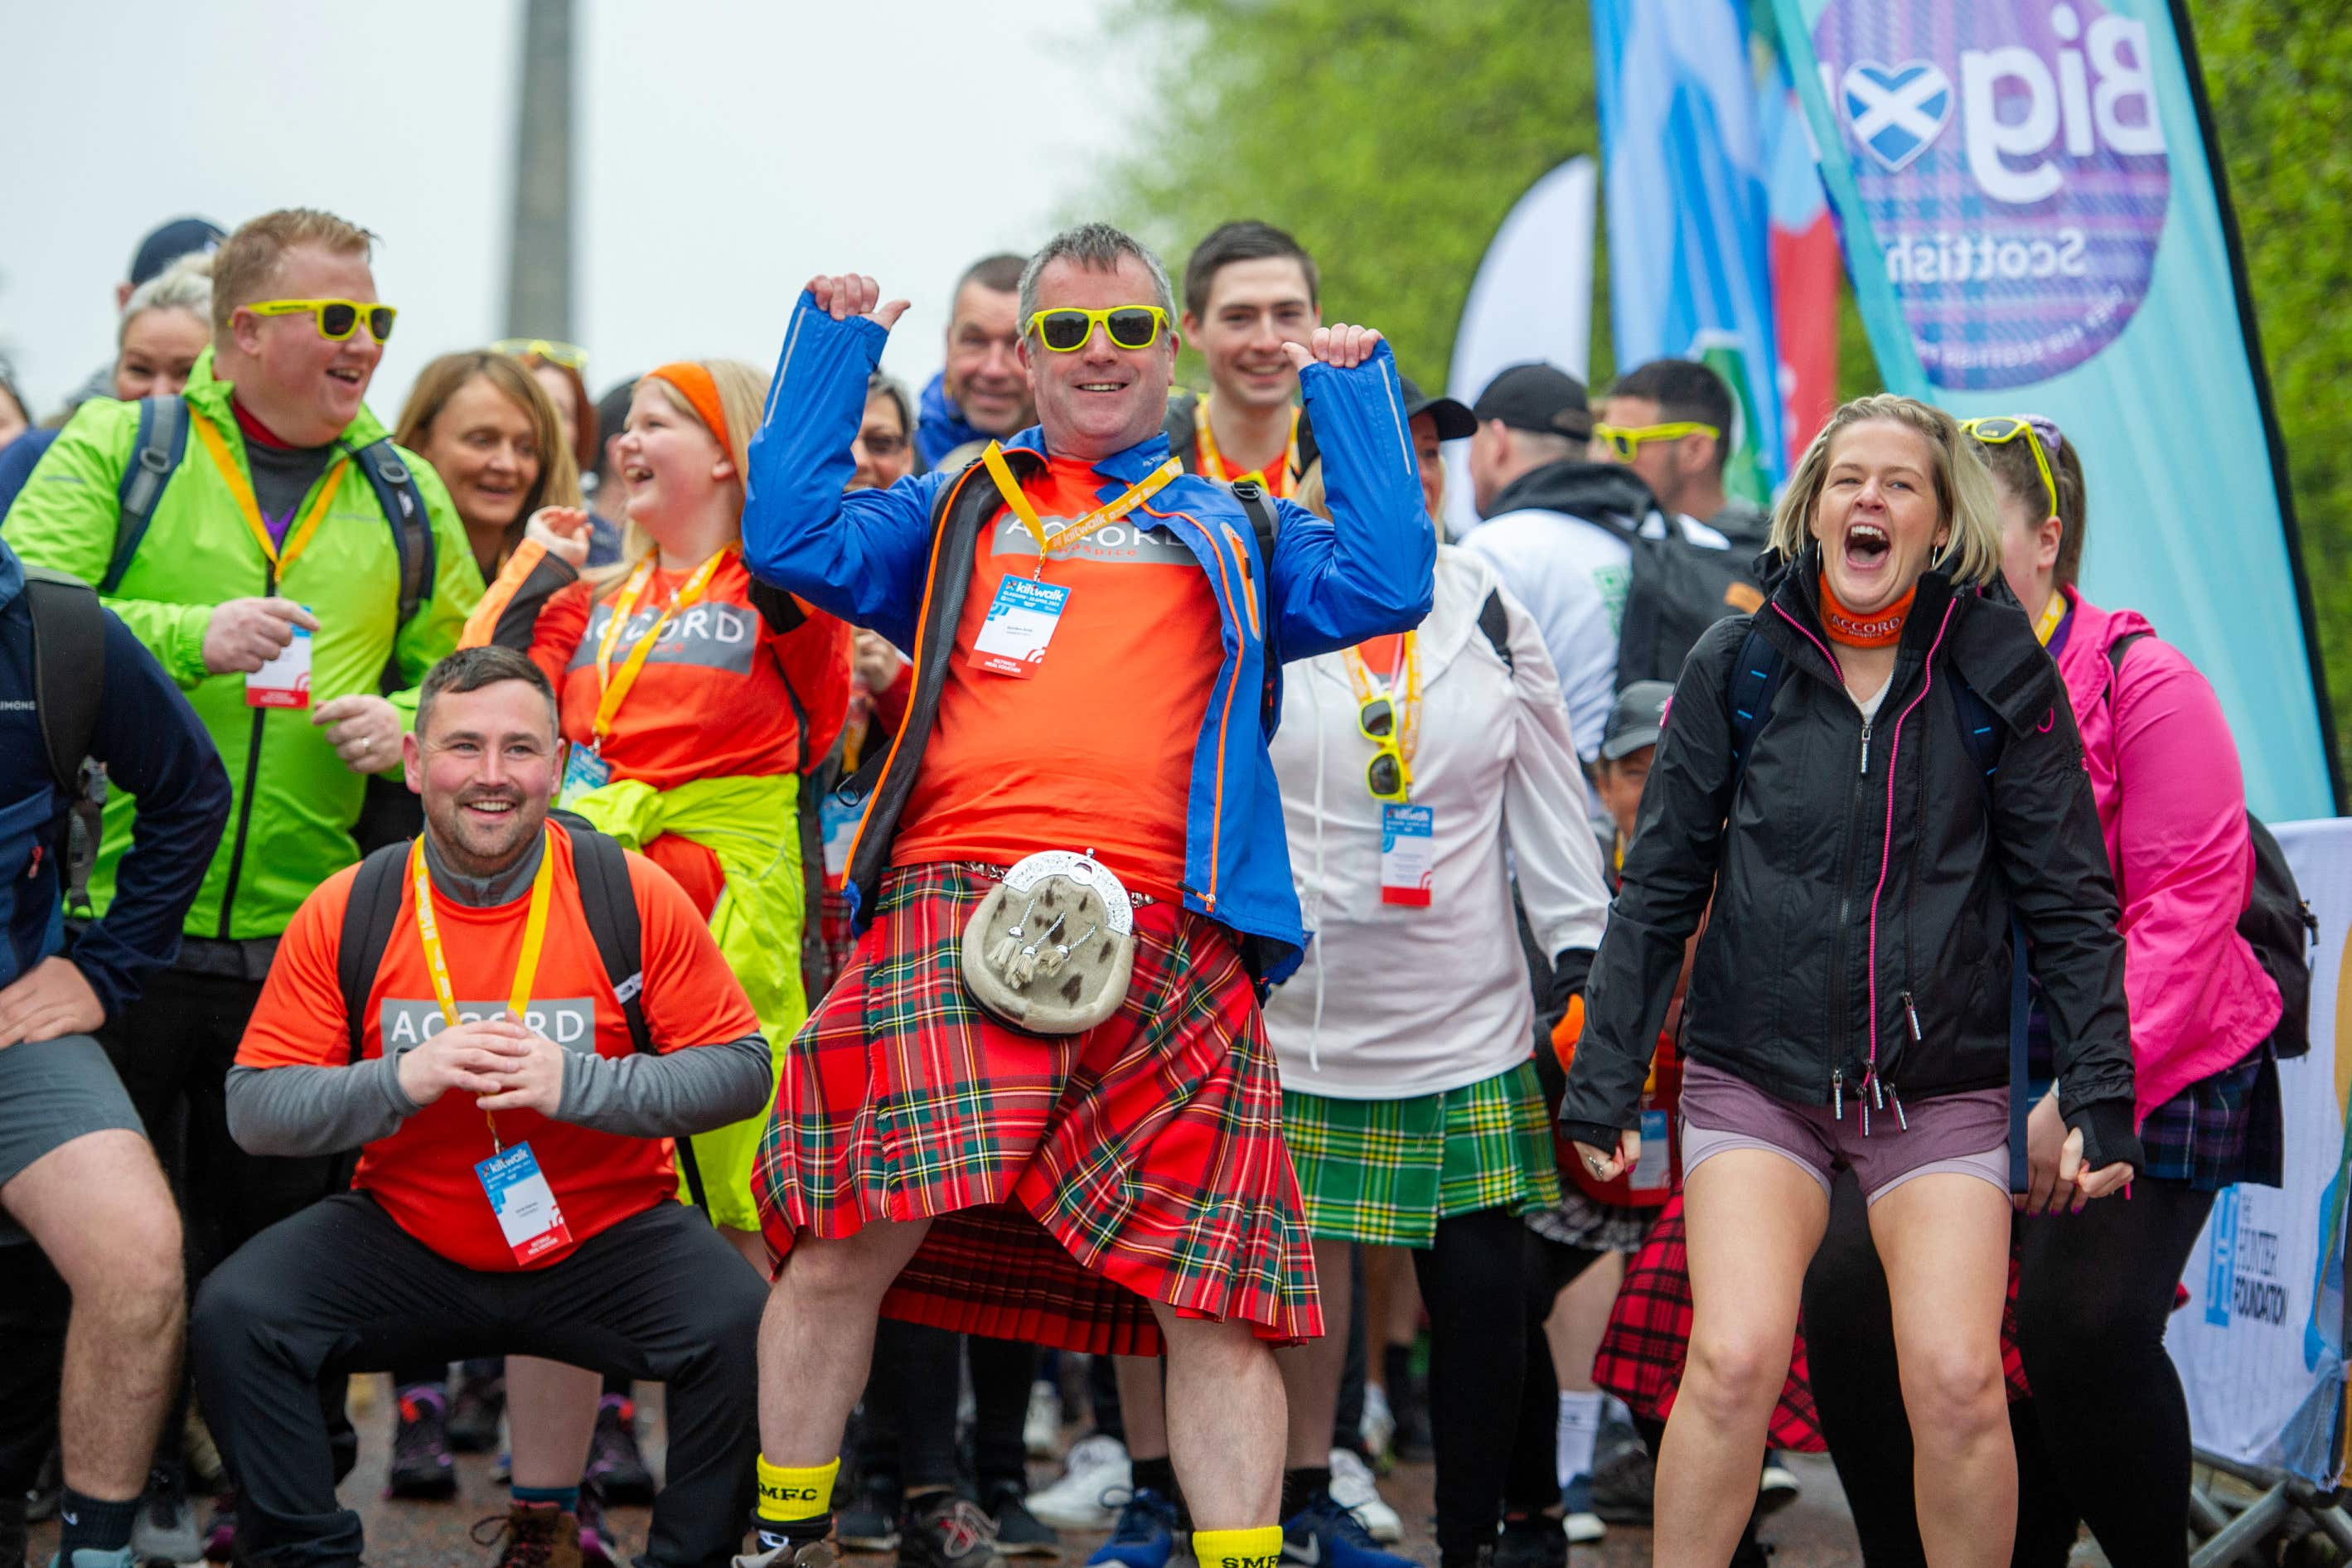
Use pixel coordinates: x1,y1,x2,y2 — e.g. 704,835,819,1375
128,217,226,287
1472,361,1594,440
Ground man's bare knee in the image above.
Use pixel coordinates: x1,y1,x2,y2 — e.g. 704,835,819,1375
7,1131,181,1304
773,1220,928,1305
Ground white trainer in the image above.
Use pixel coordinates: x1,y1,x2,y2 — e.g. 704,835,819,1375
1327,1447,1405,1543
1024,1432,1131,1530
1358,1383,1396,1460
1024,1379,1063,1459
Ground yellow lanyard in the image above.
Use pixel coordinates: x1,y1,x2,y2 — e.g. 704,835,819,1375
980,444,1182,578
2033,590,2067,647
1194,398,1299,496
195,414,348,580
410,829,555,1153
1341,632,1422,765
591,551,729,742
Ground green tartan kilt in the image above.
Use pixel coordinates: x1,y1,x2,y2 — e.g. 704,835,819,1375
1280,1060,1561,1247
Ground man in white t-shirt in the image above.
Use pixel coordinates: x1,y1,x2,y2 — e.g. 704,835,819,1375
1461,363,1729,762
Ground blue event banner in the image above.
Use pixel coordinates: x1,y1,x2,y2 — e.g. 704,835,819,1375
1770,0,2335,820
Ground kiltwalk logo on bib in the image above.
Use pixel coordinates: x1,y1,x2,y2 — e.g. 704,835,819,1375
1812,0,2172,390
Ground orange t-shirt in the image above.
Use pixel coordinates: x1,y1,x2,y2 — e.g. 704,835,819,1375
890,456,1225,901
529,553,852,792
235,829,761,1272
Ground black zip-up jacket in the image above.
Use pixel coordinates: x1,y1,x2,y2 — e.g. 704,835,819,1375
1558,548,2142,1173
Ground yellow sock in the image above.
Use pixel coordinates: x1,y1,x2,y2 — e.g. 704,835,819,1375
1193,1526,1285,1568
754,1455,839,1527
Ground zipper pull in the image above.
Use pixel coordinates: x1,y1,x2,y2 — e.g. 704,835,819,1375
1832,1068,1844,1122
1902,991,1923,1043
1859,719,1874,777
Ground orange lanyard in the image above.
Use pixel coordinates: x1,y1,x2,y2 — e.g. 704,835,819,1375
1341,632,1422,765
591,551,729,742
980,445,1181,578
195,414,347,580
409,829,555,1153
1194,398,1299,496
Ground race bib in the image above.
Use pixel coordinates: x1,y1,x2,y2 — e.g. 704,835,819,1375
820,790,866,879
245,611,312,709
1379,804,1435,907
476,1141,573,1265
969,578,1072,678
1630,1107,1672,1193
558,741,612,808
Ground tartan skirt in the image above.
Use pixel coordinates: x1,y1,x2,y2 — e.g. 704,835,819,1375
754,864,1321,1355
1591,1193,2034,1453
1282,1062,1561,1246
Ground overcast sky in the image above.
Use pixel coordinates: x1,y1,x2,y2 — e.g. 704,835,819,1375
0,0,1131,421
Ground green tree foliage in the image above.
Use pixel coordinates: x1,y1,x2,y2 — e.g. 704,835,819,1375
2192,0,2352,777
1094,0,1607,393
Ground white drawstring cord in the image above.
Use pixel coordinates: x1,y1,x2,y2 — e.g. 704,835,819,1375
1307,668,1329,1076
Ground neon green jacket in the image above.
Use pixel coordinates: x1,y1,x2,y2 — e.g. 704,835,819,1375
7,349,482,940
565,772,806,1230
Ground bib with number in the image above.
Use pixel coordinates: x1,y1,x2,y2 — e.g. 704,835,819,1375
1379,803,1435,907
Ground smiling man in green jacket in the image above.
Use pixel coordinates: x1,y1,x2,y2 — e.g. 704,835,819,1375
6,205,479,1551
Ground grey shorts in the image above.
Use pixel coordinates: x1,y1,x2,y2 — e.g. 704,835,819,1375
1679,1062,2008,1205
0,1032,145,1245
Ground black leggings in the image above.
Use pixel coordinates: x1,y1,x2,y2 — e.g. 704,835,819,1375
1411,1207,1528,1564
1803,1169,2216,1567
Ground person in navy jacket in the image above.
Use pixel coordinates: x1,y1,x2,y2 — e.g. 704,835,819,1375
0,534,229,1566
730,224,1431,1568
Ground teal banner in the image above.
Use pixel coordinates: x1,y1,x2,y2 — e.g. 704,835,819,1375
1770,0,2336,819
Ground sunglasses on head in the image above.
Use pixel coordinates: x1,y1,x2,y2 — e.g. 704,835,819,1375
1592,421,1720,460
1025,305,1169,354
491,336,588,370
1960,414,2064,522
1358,694,1412,803
247,298,398,344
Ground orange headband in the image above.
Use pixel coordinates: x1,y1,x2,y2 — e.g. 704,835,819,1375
647,361,730,461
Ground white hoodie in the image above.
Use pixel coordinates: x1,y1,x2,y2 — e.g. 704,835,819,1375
1264,547,1612,1100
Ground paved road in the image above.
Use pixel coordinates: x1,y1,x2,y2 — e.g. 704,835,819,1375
32,1378,1893,1567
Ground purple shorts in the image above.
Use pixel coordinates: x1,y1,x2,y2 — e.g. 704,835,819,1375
1678,1062,2009,1205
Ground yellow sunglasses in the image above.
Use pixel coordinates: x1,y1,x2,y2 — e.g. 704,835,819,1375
1960,414,2062,522
492,336,588,370
1592,421,1720,460
1024,305,1169,353
247,298,398,344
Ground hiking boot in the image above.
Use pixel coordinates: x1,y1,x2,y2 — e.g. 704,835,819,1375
449,1362,508,1454
584,1395,656,1505
387,1387,458,1499
131,1467,204,1561
1491,1512,1566,1568
1081,1489,1179,1568
1280,1493,1417,1568
897,1492,1003,1568
838,1467,903,1552
472,1501,585,1567
982,1481,1060,1559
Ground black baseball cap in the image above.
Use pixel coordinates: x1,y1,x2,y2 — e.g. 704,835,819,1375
128,217,226,287
1472,361,1595,440
1295,375,1473,475
1599,680,1676,762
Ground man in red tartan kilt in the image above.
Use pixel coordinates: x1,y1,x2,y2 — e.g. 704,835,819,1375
731,224,1435,1568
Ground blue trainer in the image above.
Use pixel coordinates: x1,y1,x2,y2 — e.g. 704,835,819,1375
1280,1494,1418,1568
1084,1488,1182,1568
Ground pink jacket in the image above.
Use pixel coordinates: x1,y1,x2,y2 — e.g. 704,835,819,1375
2056,590,2282,1124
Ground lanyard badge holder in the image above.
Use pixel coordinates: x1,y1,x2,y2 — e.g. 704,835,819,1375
1344,636,1434,907
961,850,1138,1034
559,552,728,806
410,828,575,1265
968,445,1179,678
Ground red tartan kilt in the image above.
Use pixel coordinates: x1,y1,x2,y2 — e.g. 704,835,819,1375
1591,1193,2032,1454
754,864,1322,1356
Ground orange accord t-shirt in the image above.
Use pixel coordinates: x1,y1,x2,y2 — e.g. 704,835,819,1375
236,827,761,1272
529,552,852,793
890,456,1226,902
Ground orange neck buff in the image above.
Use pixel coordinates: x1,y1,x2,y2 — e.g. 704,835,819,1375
647,361,730,459
1819,577,1917,648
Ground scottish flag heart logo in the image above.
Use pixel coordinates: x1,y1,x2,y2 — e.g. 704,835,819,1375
1841,60,1953,171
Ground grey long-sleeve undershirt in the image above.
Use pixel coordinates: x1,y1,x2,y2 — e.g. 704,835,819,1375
225,1033,772,1158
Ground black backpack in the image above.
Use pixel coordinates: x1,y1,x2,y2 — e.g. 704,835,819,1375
22,568,107,911
1609,512,1768,691
334,815,709,1212
2108,633,2316,1058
